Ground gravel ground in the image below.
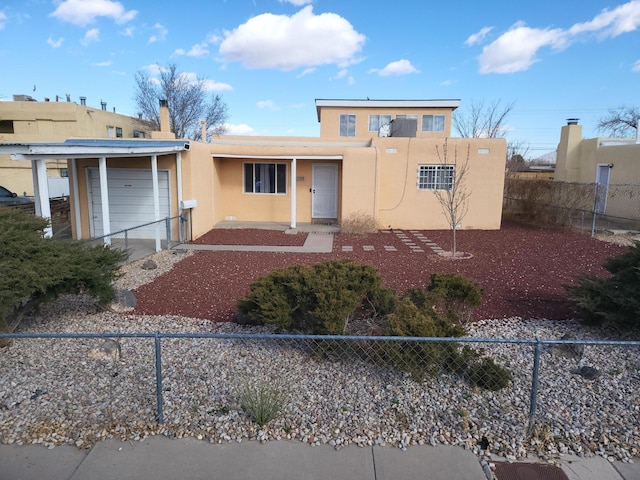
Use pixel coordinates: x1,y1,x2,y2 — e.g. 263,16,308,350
0,223,637,462
134,221,629,321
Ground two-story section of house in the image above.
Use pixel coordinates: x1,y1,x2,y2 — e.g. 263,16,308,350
205,98,506,233
0,95,151,197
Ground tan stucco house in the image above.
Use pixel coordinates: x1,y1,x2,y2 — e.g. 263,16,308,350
0,95,151,196
555,119,640,218
0,98,507,242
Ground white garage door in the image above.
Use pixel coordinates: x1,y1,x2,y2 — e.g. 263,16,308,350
88,168,170,239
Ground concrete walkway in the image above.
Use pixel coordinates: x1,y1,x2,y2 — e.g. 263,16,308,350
176,232,335,253
1,436,639,480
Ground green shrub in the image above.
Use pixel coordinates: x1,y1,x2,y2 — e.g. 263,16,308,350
566,242,640,327
237,259,396,334
426,273,483,324
0,208,127,332
467,357,512,391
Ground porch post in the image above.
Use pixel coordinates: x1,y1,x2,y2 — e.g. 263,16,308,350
151,154,161,252
33,159,53,238
98,156,111,246
31,160,41,217
176,151,183,244
290,157,297,229
70,158,82,240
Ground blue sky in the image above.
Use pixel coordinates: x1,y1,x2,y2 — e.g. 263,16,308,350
1,0,639,157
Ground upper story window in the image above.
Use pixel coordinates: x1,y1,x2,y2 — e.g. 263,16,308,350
115,127,123,138
107,126,115,138
396,114,418,121
133,130,145,138
418,165,455,190
244,163,287,194
339,114,356,137
0,120,15,134
368,114,391,132
422,114,445,132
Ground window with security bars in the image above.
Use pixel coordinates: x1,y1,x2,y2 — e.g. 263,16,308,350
418,165,455,190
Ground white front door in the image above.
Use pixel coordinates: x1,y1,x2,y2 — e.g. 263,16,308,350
312,164,338,219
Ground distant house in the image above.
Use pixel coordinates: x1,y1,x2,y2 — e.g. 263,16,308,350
0,98,506,242
0,95,151,197
555,119,640,219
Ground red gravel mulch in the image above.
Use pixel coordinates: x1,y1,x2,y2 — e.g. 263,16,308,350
191,228,307,246
133,221,628,322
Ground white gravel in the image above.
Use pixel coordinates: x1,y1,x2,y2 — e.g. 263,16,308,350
0,250,638,464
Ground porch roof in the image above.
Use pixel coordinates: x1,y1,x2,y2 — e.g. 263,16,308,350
0,139,190,160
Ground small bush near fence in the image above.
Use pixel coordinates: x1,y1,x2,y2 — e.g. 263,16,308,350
566,242,640,328
340,211,379,236
0,208,126,336
237,260,511,390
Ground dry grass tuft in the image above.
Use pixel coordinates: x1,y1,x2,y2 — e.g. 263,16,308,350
340,211,379,236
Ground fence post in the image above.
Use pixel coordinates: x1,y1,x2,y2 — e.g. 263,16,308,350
165,217,171,249
527,339,542,436
124,229,129,249
154,332,164,424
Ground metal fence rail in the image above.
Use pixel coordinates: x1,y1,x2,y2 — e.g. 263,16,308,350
86,215,189,262
0,331,638,454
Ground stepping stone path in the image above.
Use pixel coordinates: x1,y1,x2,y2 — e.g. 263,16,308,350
340,230,445,254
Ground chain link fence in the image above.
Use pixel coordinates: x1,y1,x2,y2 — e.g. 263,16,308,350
0,331,638,457
503,179,640,235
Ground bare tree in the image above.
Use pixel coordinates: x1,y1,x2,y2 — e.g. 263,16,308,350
134,63,228,140
506,140,530,173
597,106,639,138
453,99,514,138
434,140,471,258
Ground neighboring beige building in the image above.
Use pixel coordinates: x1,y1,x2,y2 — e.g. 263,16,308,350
0,95,150,196
555,119,640,218
0,98,507,242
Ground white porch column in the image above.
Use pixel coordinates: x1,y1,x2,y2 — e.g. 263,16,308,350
33,159,53,238
31,161,41,217
176,151,183,215
290,157,297,229
70,158,82,240
151,154,161,252
98,156,111,246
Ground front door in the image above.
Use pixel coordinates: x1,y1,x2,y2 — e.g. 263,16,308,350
312,164,338,219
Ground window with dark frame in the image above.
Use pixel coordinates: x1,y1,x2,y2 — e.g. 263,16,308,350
0,120,15,134
422,114,445,132
244,163,287,194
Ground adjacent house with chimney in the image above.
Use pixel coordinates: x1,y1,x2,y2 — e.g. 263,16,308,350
0,98,507,243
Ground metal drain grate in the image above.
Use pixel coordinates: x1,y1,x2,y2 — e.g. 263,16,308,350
493,462,569,480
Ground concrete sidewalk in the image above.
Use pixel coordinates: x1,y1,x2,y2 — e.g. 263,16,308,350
1,436,638,480
176,232,334,253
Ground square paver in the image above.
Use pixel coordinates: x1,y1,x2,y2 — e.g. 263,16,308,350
341,246,353,252
363,245,375,251
383,246,397,251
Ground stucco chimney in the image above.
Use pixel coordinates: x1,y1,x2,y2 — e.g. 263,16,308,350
200,120,207,142
555,119,583,181
159,99,170,133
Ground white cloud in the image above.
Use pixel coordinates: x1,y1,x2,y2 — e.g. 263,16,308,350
279,0,313,5
369,59,419,76
219,6,365,70
148,23,167,43
478,22,567,74
347,76,355,85
465,26,493,46
91,60,112,66
633,59,640,71
569,0,640,38
50,0,137,27
81,28,100,45
0,11,7,29
440,79,453,86
47,37,64,48
296,67,316,77
175,43,209,57
477,1,640,74
257,100,278,109
223,123,256,135
121,26,134,37
202,79,232,92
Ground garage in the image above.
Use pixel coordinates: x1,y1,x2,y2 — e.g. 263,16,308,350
87,167,170,239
